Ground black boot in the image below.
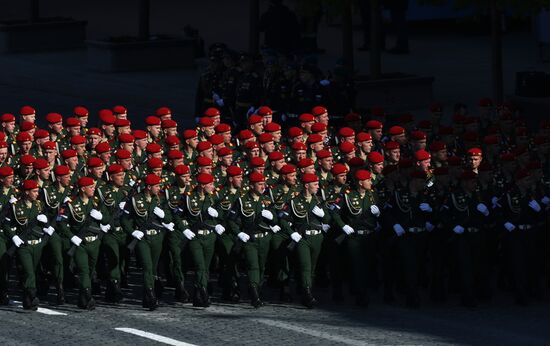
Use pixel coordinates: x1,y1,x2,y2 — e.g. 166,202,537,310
154,278,164,301
0,290,9,306
56,282,65,305
143,288,158,311
23,289,38,311
174,281,189,303
192,287,203,307
200,287,210,307
250,285,262,308
279,284,293,303
106,280,123,303
302,287,316,309
78,289,87,309
78,288,95,310
91,275,102,296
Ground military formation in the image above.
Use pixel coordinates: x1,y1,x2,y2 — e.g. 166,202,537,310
0,95,548,313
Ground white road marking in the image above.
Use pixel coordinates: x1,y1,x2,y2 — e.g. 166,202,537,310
255,318,372,346
11,300,67,316
115,327,198,346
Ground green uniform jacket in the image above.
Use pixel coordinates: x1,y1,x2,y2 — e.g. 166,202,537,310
121,192,172,235
228,191,278,235
58,195,111,239
331,190,378,230
281,194,329,236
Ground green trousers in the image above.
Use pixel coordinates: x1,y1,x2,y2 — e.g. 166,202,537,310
216,232,237,289
102,229,128,281
17,240,45,290
0,237,8,294
44,233,67,284
73,237,100,289
346,233,376,295
166,230,186,283
296,233,324,288
269,232,290,283
243,233,272,287
135,232,165,289
188,232,216,288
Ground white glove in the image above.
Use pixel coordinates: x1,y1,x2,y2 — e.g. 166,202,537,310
542,196,550,206
207,207,218,218
129,180,136,187
89,209,102,221
491,196,501,209
342,225,354,235
163,222,175,232
183,229,195,240
261,209,274,220
370,205,380,217
70,235,82,246
43,226,55,236
312,206,325,218
504,222,516,232
529,200,541,212
453,225,465,234
476,203,489,216
215,224,225,235
270,225,281,233
290,232,302,242
393,224,405,237
320,79,331,86
153,207,165,219
119,201,126,210
132,230,144,240
419,203,433,212
36,214,48,223
9,196,17,204
237,232,250,242
12,235,24,247
425,222,435,232
100,224,111,233
215,98,225,107
322,223,330,232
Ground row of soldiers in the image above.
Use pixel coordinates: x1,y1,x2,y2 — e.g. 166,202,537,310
0,101,548,312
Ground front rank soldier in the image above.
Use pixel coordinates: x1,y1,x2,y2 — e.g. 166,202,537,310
331,169,380,307
58,177,111,310
0,166,17,304
121,174,174,310
3,180,52,310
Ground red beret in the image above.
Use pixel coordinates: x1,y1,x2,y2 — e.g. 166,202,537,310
133,129,147,139
297,158,314,168
87,157,104,168
467,148,483,157
311,122,327,133
331,163,348,175
355,169,372,181
204,107,220,117
146,143,162,154
20,155,35,166
34,129,50,139
33,158,49,170
429,141,446,152
174,164,190,175
365,120,383,130
245,141,260,150
280,164,296,175
70,135,86,145
312,106,328,116
1,113,15,122
95,142,111,154
155,106,171,116
107,164,124,175
0,166,14,177
348,157,365,168
16,132,32,142
217,147,233,157
257,106,273,116
307,134,323,144
196,156,213,167
114,119,131,128
197,141,212,152
338,127,355,138
145,116,161,126
73,106,89,117
99,110,116,125
264,122,281,132
249,172,265,183
182,129,198,139
226,165,243,177
268,151,284,161
20,121,35,131
117,134,134,144
248,115,263,125
61,149,77,159
367,151,384,164
339,141,356,154
145,174,162,186
147,157,164,169
23,180,39,190
299,113,315,123
356,132,372,142
65,117,81,127
301,173,319,183
215,123,231,134
54,165,70,176
199,117,215,127
166,150,183,160
87,127,102,136
115,149,131,160
384,141,400,151
196,173,214,184
0,141,6,149
414,150,431,161
316,149,332,159
250,157,266,168
20,106,36,115
258,133,274,144
287,127,303,138
291,142,307,151
388,126,405,136
208,134,224,146
41,141,56,151
410,131,427,141
78,177,95,187
161,119,177,129
112,105,127,114
237,129,254,140
164,135,180,147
